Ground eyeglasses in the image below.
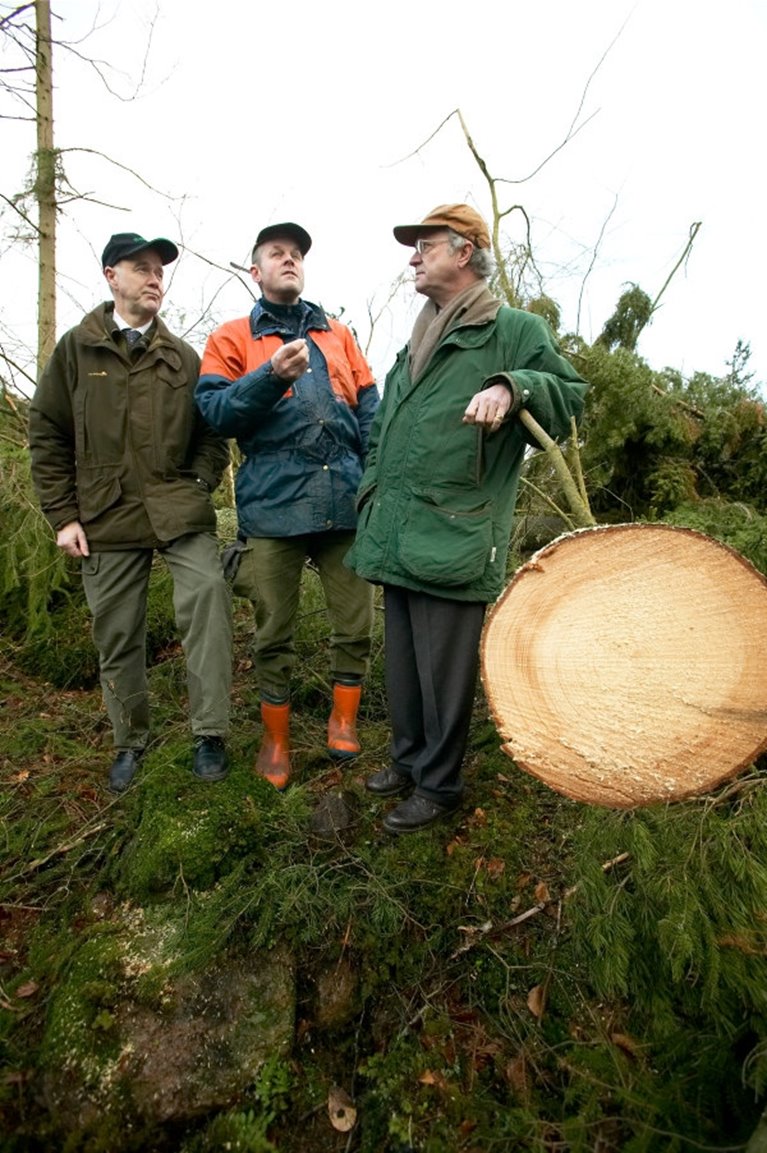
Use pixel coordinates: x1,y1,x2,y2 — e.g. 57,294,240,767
413,238,450,255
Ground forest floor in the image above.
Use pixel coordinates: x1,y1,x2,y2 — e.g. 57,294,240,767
1,574,765,1152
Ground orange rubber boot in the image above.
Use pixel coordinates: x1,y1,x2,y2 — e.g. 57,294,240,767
255,701,291,790
327,683,362,760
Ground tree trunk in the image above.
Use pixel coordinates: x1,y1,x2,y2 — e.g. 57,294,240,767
35,0,56,379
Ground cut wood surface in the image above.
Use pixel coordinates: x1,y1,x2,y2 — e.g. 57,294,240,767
481,524,767,807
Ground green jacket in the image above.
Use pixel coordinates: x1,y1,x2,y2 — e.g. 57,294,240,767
29,303,228,550
346,304,588,602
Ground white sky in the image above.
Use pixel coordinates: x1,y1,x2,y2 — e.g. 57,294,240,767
2,0,765,392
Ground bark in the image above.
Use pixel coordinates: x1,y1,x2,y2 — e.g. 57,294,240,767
35,0,55,378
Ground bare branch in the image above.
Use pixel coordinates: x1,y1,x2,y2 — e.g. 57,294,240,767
519,409,595,527
650,222,702,314
0,347,36,388
576,191,619,334
57,146,177,199
0,190,40,234
384,108,461,167
0,5,35,31
363,269,409,358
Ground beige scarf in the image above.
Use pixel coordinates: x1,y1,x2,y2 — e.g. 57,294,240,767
408,282,502,383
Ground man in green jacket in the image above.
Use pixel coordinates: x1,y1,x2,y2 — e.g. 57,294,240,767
29,232,232,793
346,204,588,833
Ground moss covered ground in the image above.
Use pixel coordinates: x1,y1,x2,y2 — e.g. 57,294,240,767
2,564,767,1152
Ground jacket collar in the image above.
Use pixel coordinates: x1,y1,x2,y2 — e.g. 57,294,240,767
250,297,330,339
78,302,177,351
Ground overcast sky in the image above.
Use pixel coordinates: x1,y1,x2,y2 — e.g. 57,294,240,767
3,0,765,392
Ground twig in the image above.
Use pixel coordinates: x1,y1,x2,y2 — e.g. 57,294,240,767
10,821,108,879
452,852,630,957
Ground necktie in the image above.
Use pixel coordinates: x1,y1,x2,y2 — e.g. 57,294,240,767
122,328,142,347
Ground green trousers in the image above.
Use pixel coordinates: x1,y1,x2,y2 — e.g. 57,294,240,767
81,533,232,750
235,531,373,701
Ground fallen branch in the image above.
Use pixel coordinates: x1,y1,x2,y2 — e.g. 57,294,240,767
453,852,630,957
519,409,595,528
10,821,108,880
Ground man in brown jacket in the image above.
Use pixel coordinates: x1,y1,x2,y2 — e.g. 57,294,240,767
29,232,232,792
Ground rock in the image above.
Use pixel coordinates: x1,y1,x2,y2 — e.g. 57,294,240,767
39,901,295,1146
309,789,360,841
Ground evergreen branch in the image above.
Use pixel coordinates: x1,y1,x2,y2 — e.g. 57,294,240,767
649,380,705,419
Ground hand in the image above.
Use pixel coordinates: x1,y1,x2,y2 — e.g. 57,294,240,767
56,521,90,558
271,339,309,382
462,382,513,431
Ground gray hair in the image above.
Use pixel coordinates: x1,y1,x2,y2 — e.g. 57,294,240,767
447,228,494,279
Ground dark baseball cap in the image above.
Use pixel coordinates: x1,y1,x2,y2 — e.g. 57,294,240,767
101,232,179,270
251,222,312,261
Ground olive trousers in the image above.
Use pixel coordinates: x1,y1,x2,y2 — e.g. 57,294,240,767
81,533,232,750
235,531,373,702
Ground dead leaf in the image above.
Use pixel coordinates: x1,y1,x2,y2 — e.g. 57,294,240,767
610,1032,640,1058
527,984,546,1019
11,769,30,783
15,980,39,999
534,881,550,904
418,1069,448,1090
486,857,506,879
2,1070,27,1085
327,1084,356,1132
505,1053,530,1098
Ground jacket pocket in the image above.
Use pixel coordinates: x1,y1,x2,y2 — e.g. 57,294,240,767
397,491,493,587
77,468,122,523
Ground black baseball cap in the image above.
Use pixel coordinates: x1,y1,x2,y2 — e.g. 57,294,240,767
251,222,312,262
101,232,179,270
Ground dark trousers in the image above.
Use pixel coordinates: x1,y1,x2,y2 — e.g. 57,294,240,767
383,585,486,805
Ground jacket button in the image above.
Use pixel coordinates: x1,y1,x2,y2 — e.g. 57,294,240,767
323,464,329,471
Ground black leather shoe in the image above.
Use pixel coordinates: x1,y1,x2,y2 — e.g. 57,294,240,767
365,765,412,797
383,793,459,835
108,749,143,794
193,736,229,782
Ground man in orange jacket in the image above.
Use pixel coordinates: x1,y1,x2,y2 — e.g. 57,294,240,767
196,223,379,790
